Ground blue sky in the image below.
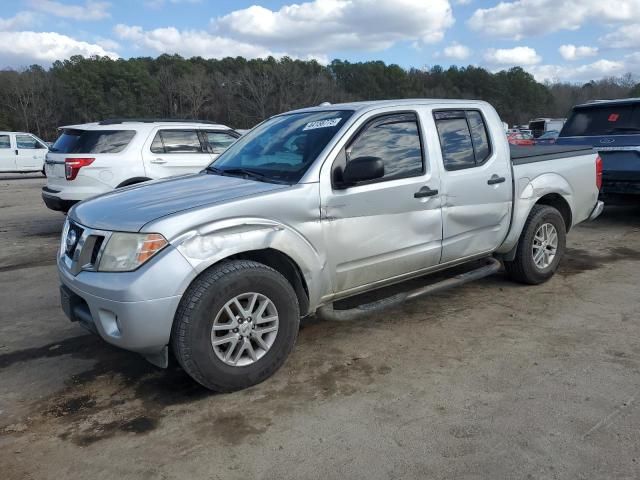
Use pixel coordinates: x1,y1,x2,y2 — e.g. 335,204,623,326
0,0,638,83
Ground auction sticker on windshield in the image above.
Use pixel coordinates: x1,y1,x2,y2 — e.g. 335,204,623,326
303,118,342,131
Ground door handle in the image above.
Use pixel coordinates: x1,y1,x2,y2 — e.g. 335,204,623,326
150,158,167,164
414,186,439,198
487,174,506,185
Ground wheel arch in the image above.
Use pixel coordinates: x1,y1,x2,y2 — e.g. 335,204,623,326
228,248,310,316
116,177,152,188
535,193,572,233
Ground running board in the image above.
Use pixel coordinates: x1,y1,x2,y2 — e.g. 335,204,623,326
317,257,502,321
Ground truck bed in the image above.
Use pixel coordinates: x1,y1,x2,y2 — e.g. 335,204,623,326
510,145,593,165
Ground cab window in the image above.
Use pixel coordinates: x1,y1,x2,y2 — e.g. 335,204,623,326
334,112,424,185
151,130,204,154
203,131,238,154
435,110,492,171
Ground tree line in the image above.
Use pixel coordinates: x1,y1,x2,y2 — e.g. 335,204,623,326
0,54,638,141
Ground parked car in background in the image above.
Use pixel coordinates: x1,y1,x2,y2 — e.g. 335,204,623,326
42,119,240,212
57,99,603,392
529,118,566,138
556,98,640,201
508,132,535,146
535,130,559,145
0,132,49,174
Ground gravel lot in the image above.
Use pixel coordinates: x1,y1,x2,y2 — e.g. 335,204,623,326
1,174,639,480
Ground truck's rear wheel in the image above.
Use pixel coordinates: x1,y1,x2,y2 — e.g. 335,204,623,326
504,205,566,285
171,260,299,392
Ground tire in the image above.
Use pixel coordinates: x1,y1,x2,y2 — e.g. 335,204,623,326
171,260,300,392
504,205,566,285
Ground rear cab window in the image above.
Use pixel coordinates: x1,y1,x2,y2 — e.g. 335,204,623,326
51,129,136,153
560,102,640,137
0,135,10,148
434,110,492,171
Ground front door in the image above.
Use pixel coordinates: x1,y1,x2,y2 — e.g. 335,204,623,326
0,134,15,171
143,128,213,178
15,134,47,170
321,111,443,294
433,109,512,263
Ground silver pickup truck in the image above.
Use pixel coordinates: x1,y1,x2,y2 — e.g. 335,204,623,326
58,99,603,391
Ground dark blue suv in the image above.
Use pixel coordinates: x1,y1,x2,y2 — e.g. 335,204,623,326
557,98,640,201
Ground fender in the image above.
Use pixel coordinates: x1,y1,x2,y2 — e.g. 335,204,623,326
496,172,575,254
174,216,328,310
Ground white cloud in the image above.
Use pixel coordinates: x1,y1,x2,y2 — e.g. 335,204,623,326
0,31,118,67
528,59,627,82
443,42,471,60
558,44,598,61
212,0,455,55
95,37,120,51
27,0,111,21
484,46,541,66
113,24,276,59
468,0,640,40
601,25,640,49
0,12,38,30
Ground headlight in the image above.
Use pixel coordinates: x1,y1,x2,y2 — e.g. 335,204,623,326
98,232,168,272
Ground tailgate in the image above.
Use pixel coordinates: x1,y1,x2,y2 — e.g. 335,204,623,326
45,153,66,185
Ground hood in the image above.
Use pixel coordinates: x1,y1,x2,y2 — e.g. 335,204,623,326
70,173,289,232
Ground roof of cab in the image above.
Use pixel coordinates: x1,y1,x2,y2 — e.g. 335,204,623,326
287,98,491,115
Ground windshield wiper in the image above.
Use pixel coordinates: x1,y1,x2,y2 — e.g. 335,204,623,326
205,166,289,184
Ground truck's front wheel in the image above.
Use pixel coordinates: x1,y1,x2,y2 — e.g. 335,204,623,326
171,260,300,392
504,205,566,285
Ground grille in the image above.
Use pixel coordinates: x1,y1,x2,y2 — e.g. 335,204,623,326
65,224,84,258
62,221,108,274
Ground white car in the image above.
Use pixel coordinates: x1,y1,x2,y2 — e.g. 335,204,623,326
42,119,240,212
0,131,49,174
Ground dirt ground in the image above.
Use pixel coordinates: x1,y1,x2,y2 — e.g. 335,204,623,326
1,173,639,480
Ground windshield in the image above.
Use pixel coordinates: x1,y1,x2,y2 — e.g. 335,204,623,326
560,103,640,137
208,110,354,183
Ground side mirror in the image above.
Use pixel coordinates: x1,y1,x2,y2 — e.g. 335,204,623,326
342,156,384,185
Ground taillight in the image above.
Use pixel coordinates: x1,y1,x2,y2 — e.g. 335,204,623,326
65,157,94,181
595,155,603,190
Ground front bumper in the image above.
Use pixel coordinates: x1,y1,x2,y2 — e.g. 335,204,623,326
58,243,197,363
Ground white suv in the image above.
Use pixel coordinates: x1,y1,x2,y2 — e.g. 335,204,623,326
0,131,49,174
42,119,239,212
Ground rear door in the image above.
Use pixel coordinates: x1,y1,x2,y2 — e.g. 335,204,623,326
0,134,15,171
433,109,512,263
201,129,239,161
15,134,47,170
143,128,212,178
